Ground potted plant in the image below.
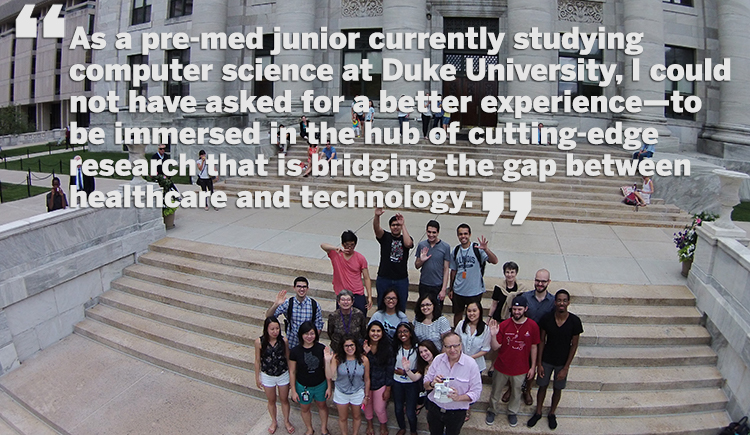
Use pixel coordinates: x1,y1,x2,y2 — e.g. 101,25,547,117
144,173,178,229
673,212,717,276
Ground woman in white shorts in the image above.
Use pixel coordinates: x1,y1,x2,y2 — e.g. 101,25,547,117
255,316,295,434
327,335,370,435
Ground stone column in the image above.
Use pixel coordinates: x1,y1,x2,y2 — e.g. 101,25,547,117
273,0,316,110
190,0,228,105
382,0,427,99
501,0,557,127
701,1,750,153
621,0,674,148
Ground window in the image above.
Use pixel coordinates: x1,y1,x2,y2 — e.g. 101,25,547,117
84,78,91,91
30,79,35,98
165,49,189,97
254,34,274,98
128,54,149,101
9,83,14,102
663,0,693,6
558,37,604,98
85,49,92,64
341,29,382,100
50,103,61,129
55,48,62,69
10,61,14,79
169,0,192,18
131,0,151,25
87,14,95,35
664,45,695,120
55,74,61,95
31,55,36,74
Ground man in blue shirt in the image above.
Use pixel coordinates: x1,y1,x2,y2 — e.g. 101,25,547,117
322,142,337,161
632,141,655,162
521,269,556,324
266,277,324,348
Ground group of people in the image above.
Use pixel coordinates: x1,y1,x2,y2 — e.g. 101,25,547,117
46,154,95,212
255,209,584,435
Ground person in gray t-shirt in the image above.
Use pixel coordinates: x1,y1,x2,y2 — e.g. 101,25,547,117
415,220,451,308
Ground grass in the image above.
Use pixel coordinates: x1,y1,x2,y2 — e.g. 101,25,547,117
0,182,48,203
1,150,190,184
0,142,81,159
732,202,750,222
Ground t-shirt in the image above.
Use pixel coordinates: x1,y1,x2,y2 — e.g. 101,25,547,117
290,343,327,387
413,317,452,351
455,319,491,372
323,146,337,160
491,282,518,322
393,346,418,383
415,239,451,287
376,231,412,280
328,250,368,295
538,312,584,367
449,246,489,297
493,318,540,377
369,311,409,338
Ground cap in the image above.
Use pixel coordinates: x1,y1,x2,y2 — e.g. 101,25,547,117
512,298,528,308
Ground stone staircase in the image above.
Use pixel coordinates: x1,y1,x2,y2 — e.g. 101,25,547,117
217,141,690,228
73,237,731,434
0,388,62,435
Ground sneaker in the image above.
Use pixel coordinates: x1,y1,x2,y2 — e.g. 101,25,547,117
548,414,558,430
508,414,517,427
485,411,495,426
527,414,542,428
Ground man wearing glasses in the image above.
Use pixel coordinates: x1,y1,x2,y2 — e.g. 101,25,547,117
520,269,556,324
423,332,482,435
267,276,324,348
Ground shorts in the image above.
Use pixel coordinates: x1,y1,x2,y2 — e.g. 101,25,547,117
451,293,483,314
296,381,328,404
333,388,365,406
536,362,567,390
261,371,290,388
442,117,451,126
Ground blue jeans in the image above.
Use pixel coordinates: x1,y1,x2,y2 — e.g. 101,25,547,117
393,381,420,433
376,277,409,313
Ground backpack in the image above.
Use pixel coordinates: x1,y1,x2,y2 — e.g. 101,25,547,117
623,192,639,206
284,297,319,334
453,243,487,277
719,416,749,435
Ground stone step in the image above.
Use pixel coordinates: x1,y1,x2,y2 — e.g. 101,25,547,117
574,345,718,367
578,324,710,346
148,239,699,307
74,318,727,419
84,302,723,392
460,411,730,435
572,304,701,325
0,389,60,435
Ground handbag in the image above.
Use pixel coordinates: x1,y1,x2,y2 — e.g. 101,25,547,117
719,416,749,435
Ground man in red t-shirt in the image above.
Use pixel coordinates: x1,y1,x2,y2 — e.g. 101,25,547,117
320,230,372,314
485,298,540,428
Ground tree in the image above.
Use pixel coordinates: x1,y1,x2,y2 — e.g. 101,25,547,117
0,105,34,135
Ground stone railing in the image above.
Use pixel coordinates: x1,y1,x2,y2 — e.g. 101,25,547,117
688,169,750,419
0,130,65,148
0,196,165,376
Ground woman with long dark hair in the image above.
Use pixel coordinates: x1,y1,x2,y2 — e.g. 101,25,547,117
369,288,408,338
415,340,439,415
362,321,394,435
413,294,451,350
392,322,421,435
289,321,331,435
255,316,294,434
329,335,370,435
454,301,491,420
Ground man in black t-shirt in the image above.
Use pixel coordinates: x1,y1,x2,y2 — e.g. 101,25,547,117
373,207,413,312
527,289,583,430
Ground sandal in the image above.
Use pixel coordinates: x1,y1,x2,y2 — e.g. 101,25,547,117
465,409,471,422
285,423,295,434
415,404,424,416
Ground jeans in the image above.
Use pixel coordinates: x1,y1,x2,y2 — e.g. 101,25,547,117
376,277,410,313
393,381,420,433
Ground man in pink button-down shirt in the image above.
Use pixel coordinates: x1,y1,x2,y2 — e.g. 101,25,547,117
423,332,482,435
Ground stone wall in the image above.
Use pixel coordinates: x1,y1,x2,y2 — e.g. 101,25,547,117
0,197,165,375
689,224,750,419
0,129,64,148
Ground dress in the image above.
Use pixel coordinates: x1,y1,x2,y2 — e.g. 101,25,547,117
640,179,654,205
413,316,452,351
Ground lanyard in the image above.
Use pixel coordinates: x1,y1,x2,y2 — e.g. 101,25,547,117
340,310,353,334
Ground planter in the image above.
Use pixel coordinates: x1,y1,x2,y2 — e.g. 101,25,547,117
681,259,693,277
163,212,175,229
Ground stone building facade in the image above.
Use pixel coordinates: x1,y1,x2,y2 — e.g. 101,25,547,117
1,0,749,168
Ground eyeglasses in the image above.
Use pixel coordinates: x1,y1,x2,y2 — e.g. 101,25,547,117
535,279,549,283
295,285,309,289
421,303,433,308
385,297,397,301
397,330,410,335
343,343,356,348
443,344,461,350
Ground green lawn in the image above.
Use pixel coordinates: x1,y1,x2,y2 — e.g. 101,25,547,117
0,142,85,159
2,150,190,184
732,202,750,222
0,182,47,203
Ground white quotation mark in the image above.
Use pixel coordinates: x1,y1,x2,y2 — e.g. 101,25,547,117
16,4,65,39
482,191,533,226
